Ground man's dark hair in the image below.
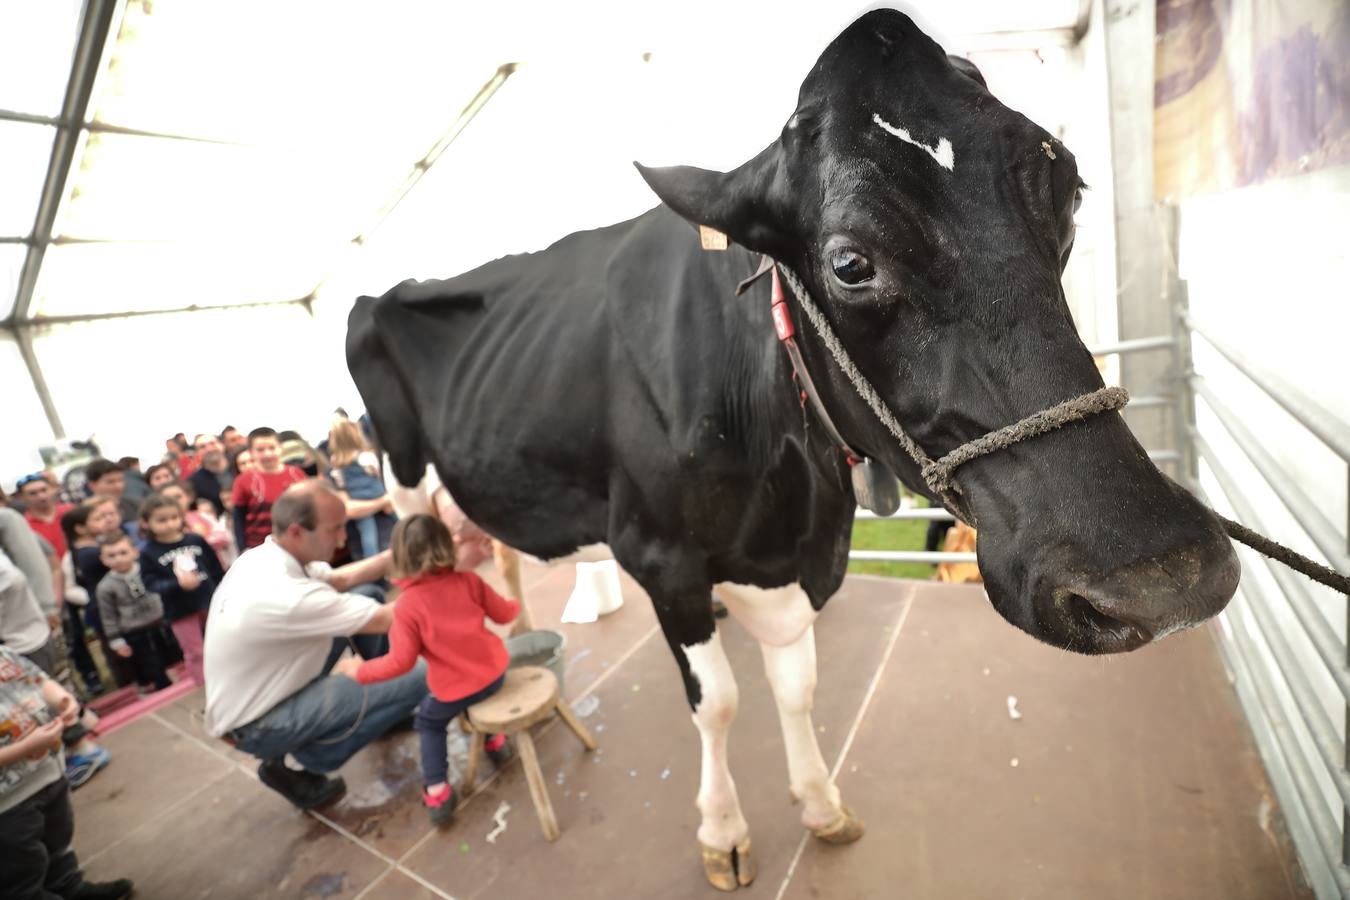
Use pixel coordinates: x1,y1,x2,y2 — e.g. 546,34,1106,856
116,456,140,471
276,430,302,443
247,427,278,448
271,483,321,534
85,458,123,484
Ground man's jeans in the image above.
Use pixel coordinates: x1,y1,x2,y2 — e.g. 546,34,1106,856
228,657,428,773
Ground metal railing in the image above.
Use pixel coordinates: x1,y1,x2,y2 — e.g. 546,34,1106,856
1181,316,1350,900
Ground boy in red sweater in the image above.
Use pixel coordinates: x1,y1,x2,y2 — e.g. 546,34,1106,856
230,427,307,550
335,514,518,825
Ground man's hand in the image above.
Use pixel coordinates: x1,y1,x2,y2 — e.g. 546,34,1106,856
22,720,64,761
177,569,203,591
47,613,61,632
332,656,363,680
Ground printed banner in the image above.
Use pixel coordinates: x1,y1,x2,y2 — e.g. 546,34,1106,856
1154,0,1350,198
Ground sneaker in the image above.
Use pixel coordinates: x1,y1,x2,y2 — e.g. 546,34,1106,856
423,783,457,827
66,746,111,790
257,759,346,810
65,755,98,790
484,734,514,768
71,878,134,899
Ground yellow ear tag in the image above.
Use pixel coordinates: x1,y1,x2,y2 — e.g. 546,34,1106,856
699,225,729,251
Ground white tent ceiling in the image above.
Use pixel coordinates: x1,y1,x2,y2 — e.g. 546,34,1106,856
0,0,1089,474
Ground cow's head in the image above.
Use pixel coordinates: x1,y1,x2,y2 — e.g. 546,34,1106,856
637,8,1238,654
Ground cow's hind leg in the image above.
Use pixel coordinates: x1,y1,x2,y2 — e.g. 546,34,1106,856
649,595,755,891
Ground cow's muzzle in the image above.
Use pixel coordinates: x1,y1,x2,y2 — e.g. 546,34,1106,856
1033,532,1240,654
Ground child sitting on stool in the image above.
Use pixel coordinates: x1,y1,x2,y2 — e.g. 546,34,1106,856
334,514,519,826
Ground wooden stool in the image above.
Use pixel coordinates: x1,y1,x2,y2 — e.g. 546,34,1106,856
460,666,597,841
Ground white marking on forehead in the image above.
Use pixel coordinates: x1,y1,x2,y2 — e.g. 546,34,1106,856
872,112,954,171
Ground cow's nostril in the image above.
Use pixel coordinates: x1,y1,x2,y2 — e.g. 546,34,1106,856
1055,589,1153,647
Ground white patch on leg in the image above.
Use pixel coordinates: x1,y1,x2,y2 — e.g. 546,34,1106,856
761,626,844,831
872,112,954,171
683,632,750,851
383,457,434,518
715,582,817,647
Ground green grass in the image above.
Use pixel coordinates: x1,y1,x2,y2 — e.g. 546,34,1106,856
846,513,936,580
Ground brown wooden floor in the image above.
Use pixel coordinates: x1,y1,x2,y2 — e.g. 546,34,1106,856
72,561,1311,899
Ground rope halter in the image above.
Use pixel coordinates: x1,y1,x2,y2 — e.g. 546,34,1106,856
772,262,1128,518
769,261,1350,596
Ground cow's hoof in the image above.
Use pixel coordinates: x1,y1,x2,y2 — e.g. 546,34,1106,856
810,804,865,845
701,839,756,891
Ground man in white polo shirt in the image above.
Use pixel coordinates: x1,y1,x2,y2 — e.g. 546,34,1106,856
204,480,427,809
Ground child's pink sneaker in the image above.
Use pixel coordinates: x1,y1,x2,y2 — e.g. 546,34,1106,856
424,783,457,827
484,733,514,767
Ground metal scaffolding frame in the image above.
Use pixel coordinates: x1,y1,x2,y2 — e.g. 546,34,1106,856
2,0,516,441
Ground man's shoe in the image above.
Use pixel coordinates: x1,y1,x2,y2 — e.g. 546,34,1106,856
257,759,346,810
423,783,457,827
71,878,134,899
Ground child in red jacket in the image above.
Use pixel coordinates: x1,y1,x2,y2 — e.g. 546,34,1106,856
336,514,519,825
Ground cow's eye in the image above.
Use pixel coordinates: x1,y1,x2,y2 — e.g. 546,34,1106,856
830,250,875,286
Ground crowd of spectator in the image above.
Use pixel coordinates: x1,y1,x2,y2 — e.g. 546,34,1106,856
0,415,396,787
0,411,536,896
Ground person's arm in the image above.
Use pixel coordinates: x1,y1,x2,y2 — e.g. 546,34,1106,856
351,606,422,683
197,535,226,586
326,550,391,593
41,677,79,727
342,495,393,521
96,582,128,650
354,602,395,635
474,574,521,625
0,509,55,615
0,719,63,767
61,553,89,607
232,506,247,553
138,550,178,596
46,547,63,616
229,475,250,550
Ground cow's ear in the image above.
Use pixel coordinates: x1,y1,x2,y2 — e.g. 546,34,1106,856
634,146,787,254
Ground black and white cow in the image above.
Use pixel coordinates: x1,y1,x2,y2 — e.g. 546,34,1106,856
347,9,1239,890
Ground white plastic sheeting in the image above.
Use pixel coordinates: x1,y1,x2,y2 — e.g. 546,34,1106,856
3,0,1094,478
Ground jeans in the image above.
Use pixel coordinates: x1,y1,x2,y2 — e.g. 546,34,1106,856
416,674,505,785
228,660,429,774
122,625,172,690
352,517,379,560
0,777,83,900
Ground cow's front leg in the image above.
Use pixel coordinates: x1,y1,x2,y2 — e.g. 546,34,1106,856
682,627,756,890
761,625,864,844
